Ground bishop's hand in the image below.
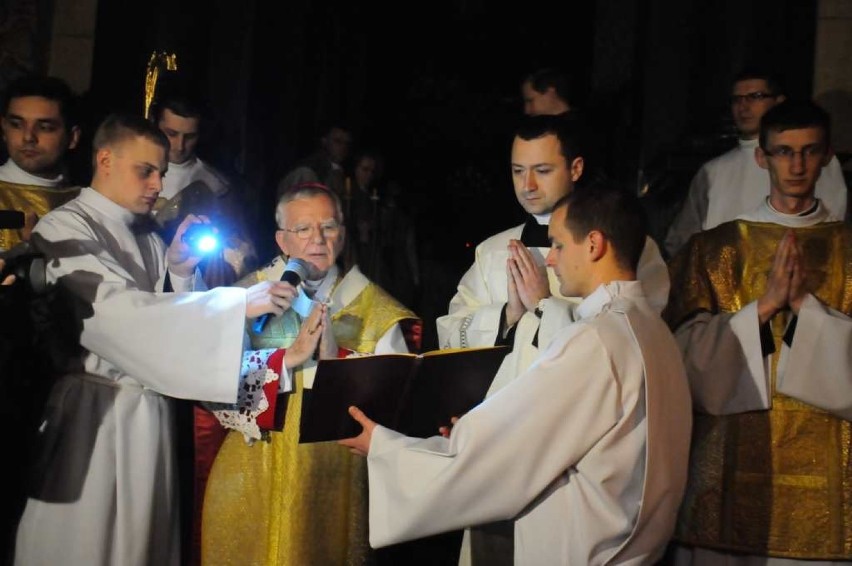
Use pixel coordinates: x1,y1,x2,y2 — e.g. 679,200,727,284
283,303,326,369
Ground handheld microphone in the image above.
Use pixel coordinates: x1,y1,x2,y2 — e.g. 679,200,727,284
252,257,311,334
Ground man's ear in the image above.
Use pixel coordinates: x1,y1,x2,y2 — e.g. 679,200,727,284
588,230,607,262
755,146,769,170
95,148,112,173
68,125,81,151
570,156,584,183
274,229,290,257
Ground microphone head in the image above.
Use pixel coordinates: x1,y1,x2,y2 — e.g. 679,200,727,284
282,257,311,285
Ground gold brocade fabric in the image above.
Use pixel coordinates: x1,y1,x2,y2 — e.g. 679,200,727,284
0,181,79,250
201,271,419,566
666,220,852,559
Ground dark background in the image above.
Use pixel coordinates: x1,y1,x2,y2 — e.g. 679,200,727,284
51,0,823,346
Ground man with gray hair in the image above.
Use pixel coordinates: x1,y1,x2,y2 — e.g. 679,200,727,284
201,182,421,566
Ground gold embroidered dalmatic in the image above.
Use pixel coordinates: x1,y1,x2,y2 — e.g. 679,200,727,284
0,181,79,250
667,220,852,559
201,267,419,565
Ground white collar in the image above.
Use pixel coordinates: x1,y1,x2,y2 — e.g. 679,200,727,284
79,187,137,226
532,212,551,225
167,157,199,172
738,197,837,227
0,159,65,187
575,280,644,320
737,137,759,150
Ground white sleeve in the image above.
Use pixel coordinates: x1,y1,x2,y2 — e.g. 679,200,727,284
815,156,848,221
37,215,247,404
366,327,620,547
664,167,709,259
778,294,852,420
636,237,670,314
436,243,504,349
375,323,411,354
674,301,770,415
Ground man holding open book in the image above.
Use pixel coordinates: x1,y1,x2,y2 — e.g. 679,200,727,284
341,183,693,565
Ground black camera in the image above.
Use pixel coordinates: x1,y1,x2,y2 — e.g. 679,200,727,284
0,210,25,230
1,244,47,295
0,210,47,294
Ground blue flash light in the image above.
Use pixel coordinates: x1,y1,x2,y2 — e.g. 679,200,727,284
182,224,220,255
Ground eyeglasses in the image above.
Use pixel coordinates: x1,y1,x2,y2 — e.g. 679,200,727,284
279,221,341,240
763,144,827,162
730,91,776,104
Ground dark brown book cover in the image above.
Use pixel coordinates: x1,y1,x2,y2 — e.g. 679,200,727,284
299,346,509,443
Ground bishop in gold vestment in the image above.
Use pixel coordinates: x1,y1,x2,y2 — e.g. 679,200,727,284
201,259,420,565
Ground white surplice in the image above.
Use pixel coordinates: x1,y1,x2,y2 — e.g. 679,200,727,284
159,156,229,201
368,282,692,565
664,139,848,257
436,219,669,396
673,198,852,565
14,187,253,566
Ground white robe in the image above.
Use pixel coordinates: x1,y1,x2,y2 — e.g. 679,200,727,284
673,198,852,565
14,188,252,566
368,282,692,565
436,220,669,396
159,156,229,201
664,138,848,257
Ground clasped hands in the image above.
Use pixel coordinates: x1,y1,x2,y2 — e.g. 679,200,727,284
757,229,808,325
505,239,550,329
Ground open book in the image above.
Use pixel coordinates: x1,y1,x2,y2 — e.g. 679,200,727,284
299,345,509,443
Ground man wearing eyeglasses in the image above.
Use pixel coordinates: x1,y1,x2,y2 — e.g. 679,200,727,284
666,99,852,564
664,68,848,257
200,183,421,566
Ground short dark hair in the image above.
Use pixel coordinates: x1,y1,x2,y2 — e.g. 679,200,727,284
92,113,169,166
554,182,647,272
1,74,78,128
758,99,831,150
732,67,786,97
523,67,575,107
514,113,584,164
151,91,207,123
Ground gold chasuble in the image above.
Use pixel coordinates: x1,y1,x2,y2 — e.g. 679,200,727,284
666,220,852,560
0,181,79,250
202,266,419,565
